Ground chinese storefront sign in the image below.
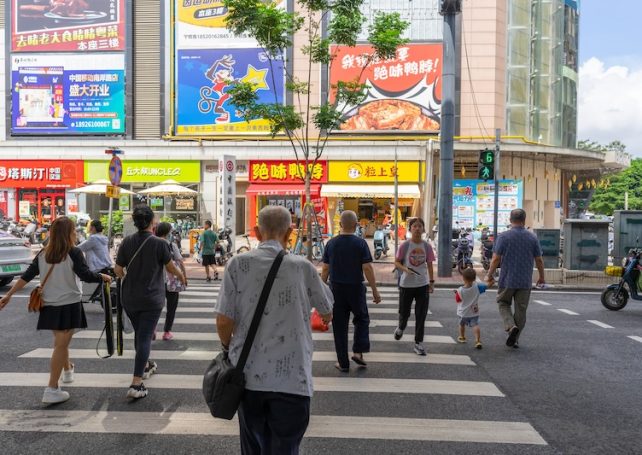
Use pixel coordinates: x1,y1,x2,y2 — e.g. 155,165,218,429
0,160,84,188
175,48,285,135
249,160,328,184
328,161,423,183
329,43,442,132
85,160,201,183
11,0,126,52
219,155,236,250
453,180,524,230
11,53,125,135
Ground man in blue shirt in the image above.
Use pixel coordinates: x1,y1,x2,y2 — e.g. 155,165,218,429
486,209,545,348
322,210,381,372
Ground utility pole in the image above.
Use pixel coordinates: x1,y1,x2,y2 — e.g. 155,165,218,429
437,0,461,278
394,142,399,256
493,129,500,240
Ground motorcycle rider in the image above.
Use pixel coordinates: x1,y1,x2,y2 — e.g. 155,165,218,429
77,220,112,273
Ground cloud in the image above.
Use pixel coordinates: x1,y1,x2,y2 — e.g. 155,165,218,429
578,57,642,155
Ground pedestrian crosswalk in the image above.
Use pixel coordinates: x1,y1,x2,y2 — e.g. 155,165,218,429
0,281,548,451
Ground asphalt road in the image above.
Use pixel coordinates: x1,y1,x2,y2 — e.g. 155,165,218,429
0,279,641,454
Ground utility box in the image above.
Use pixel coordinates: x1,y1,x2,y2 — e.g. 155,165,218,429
562,220,609,271
613,210,642,264
534,229,560,268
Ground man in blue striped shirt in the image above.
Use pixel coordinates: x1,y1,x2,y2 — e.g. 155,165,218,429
486,209,545,348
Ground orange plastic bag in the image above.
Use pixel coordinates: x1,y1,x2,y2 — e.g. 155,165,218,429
310,308,329,332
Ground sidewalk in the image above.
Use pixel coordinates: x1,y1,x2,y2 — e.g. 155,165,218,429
183,255,615,291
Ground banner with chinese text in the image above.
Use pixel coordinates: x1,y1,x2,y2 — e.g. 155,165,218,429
11,53,125,135
85,160,201,183
249,160,328,184
0,160,84,188
11,0,126,52
175,48,285,135
329,43,442,133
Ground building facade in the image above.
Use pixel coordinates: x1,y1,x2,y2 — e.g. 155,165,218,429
0,0,628,236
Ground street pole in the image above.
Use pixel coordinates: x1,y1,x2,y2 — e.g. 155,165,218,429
394,142,399,256
423,139,434,233
437,0,461,278
493,129,501,240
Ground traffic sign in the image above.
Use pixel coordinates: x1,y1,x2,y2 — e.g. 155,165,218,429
106,185,121,199
109,156,123,186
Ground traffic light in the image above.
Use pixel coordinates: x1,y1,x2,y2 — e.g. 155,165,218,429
478,149,495,181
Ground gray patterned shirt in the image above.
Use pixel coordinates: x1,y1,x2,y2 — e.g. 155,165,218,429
494,226,543,289
214,240,334,397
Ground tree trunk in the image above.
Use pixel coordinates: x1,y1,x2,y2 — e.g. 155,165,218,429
305,171,313,261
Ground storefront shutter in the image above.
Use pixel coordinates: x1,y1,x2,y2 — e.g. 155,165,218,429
134,0,161,139
0,0,5,29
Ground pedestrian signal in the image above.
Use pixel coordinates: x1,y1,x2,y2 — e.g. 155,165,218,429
478,150,494,181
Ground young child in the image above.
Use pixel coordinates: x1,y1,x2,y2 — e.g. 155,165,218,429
454,268,486,349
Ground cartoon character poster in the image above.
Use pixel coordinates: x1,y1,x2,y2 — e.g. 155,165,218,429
175,48,285,135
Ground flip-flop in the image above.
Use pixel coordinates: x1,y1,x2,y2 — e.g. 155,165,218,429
351,355,367,367
334,363,349,373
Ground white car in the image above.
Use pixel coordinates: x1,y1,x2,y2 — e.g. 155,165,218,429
0,231,32,287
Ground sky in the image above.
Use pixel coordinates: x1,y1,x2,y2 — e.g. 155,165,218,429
578,0,642,155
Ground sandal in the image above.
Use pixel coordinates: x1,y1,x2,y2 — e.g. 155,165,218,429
351,354,367,367
334,363,349,373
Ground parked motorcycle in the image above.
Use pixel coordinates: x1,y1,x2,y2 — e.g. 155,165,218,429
601,248,642,311
373,225,390,260
455,230,474,275
480,228,494,271
215,227,233,266
355,224,365,239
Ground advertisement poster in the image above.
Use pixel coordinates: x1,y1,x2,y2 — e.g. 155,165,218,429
453,180,523,230
329,43,442,132
11,53,125,135
175,0,284,49
12,0,126,52
176,48,285,135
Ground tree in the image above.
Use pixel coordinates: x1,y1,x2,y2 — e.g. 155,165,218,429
577,139,627,153
590,159,642,215
223,0,409,258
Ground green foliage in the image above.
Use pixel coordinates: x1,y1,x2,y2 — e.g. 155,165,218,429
100,210,123,235
367,12,409,60
160,216,175,224
590,159,642,215
578,139,627,153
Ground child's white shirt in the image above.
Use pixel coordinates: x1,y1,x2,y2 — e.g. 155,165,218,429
455,282,486,318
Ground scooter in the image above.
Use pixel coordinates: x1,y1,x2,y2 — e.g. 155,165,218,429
373,225,390,260
601,248,642,311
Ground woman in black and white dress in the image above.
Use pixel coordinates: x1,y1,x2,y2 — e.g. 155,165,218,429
0,217,111,404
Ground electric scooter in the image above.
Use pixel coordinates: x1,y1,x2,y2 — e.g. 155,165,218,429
601,248,642,311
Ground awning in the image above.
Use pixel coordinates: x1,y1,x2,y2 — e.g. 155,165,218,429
246,184,321,197
321,184,421,199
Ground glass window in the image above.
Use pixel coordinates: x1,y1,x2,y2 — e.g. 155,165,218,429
356,0,442,41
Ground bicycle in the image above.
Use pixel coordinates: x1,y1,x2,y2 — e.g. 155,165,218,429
237,234,253,254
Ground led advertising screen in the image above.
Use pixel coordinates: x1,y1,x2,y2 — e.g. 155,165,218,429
11,53,125,135
175,48,284,135
329,43,442,133
11,0,126,52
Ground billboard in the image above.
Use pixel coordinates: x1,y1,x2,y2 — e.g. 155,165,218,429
11,0,126,52
11,53,125,135
329,43,442,133
175,48,285,135
453,180,524,230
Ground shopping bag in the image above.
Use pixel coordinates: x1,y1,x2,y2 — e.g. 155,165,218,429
310,308,329,332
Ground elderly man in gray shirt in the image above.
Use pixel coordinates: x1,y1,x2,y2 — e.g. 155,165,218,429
215,205,333,454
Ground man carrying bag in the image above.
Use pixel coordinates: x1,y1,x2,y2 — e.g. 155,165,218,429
210,206,333,454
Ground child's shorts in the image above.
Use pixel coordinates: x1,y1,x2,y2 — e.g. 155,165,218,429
459,316,479,327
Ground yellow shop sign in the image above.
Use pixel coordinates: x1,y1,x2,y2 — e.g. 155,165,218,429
328,161,424,183
85,160,201,183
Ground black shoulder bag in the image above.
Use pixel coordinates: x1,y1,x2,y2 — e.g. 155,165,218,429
203,249,285,420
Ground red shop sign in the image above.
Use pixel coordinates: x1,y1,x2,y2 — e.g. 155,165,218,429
0,160,84,188
249,160,328,184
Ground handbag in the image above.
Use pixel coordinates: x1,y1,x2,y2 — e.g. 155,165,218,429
28,257,55,313
202,249,285,420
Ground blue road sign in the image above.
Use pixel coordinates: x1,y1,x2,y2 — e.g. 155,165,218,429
109,156,123,186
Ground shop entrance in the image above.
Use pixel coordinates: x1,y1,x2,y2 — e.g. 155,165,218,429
18,189,65,224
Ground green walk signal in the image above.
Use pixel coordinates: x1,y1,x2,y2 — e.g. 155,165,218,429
478,149,495,181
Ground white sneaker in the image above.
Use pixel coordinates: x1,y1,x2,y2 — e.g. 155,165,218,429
127,383,148,399
142,360,157,380
42,387,70,404
61,364,74,383
414,343,427,356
